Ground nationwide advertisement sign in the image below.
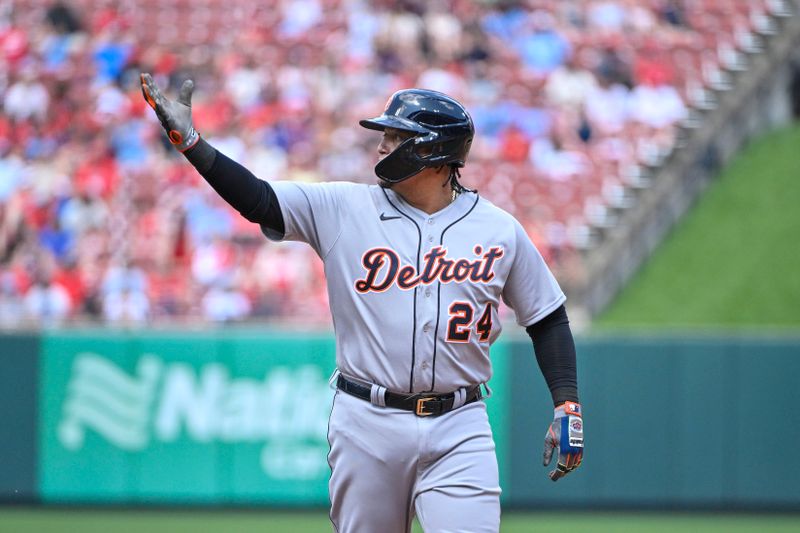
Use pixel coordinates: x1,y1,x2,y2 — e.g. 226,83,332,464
39,331,338,504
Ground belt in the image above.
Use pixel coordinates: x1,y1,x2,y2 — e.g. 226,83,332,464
336,374,482,417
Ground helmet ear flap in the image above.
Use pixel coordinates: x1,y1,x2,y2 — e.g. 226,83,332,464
375,137,426,183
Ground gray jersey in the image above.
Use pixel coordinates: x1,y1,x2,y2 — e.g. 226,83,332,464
266,181,565,393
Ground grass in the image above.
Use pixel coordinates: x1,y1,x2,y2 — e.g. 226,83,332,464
596,124,800,329
1,509,799,533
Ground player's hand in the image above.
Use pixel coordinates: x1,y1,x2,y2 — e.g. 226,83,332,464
542,401,583,481
140,72,199,152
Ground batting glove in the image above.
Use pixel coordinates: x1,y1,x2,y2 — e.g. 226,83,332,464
542,401,583,481
140,72,199,152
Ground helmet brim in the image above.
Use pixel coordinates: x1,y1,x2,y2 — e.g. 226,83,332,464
359,115,430,134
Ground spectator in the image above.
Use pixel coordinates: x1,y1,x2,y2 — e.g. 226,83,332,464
0,146,27,202
103,285,150,324
4,65,50,122
516,10,571,77
38,211,73,262
201,278,251,322
584,76,631,135
587,1,626,32
59,188,107,235
423,7,464,62
45,1,83,34
530,133,590,182
23,271,71,325
628,78,687,129
595,43,634,88
101,258,148,296
92,31,132,84
191,236,235,287
658,0,689,28
0,270,23,328
545,54,598,109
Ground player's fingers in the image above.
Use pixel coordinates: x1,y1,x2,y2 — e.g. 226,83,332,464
142,73,170,110
177,79,194,106
549,462,567,482
563,453,574,470
542,446,553,466
142,73,173,126
542,429,556,466
140,73,157,110
568,452,581,470
542,441,553,466
141,74,171,126
570,453,581,470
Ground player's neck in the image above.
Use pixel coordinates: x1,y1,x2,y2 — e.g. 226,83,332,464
391,169,454,214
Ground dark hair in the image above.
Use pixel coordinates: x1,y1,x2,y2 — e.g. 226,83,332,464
446,166,475,195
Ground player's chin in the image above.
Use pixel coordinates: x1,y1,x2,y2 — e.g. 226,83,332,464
377,178,393,189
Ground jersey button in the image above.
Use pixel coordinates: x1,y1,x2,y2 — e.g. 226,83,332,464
427,236,434,242
421,361,429,369
423,325,430,333
425,289,431,297
427,219,434,225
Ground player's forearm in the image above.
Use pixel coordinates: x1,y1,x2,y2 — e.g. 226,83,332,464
526,305,579,406
183,135,217,173
184,138,285,234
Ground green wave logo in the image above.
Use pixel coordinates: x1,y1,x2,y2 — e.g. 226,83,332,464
57,353,163,451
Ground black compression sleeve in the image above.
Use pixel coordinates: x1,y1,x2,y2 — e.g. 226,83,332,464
183,138,285,236
526,305,579,406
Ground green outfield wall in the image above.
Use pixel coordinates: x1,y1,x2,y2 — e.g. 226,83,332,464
0,330,798,509
0,333,38,502
507,335,800,509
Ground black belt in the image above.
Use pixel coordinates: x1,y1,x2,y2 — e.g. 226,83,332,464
336,375,482,417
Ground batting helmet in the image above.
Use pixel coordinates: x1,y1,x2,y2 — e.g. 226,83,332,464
360,89,474,183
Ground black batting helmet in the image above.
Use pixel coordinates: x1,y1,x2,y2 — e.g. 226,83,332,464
360,88,474,183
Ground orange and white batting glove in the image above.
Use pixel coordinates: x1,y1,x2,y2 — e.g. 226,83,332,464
140,72,199,152
542,401,583,481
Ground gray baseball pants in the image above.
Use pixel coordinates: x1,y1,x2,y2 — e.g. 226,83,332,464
327,390,501,533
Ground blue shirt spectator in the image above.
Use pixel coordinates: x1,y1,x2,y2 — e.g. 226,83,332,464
517,28,571,76
93,41,131,83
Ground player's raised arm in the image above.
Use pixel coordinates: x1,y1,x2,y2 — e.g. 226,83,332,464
140,73,285,236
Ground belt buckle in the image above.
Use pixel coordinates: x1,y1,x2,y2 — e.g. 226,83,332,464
415,397,436,417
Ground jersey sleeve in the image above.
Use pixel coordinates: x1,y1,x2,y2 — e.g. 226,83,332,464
501,219,566,327
261,181,354,257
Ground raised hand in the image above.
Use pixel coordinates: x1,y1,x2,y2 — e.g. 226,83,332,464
140,72,199,152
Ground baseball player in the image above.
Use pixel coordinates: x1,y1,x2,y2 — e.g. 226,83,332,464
141,73,583,533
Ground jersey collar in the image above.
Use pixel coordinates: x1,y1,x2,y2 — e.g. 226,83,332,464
382,188,479,227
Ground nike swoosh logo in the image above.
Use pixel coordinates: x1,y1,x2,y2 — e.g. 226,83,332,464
380,213,401,221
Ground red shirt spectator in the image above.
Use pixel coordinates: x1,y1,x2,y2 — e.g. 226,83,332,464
73,152,120,200
499,125,531,163
0,25,29,65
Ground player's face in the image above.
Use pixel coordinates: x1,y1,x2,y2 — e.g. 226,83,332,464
378,128,414,161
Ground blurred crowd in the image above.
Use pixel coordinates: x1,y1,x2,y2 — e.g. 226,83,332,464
0,0,763,327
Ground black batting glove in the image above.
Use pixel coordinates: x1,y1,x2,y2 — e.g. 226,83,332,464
140,72,199,152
